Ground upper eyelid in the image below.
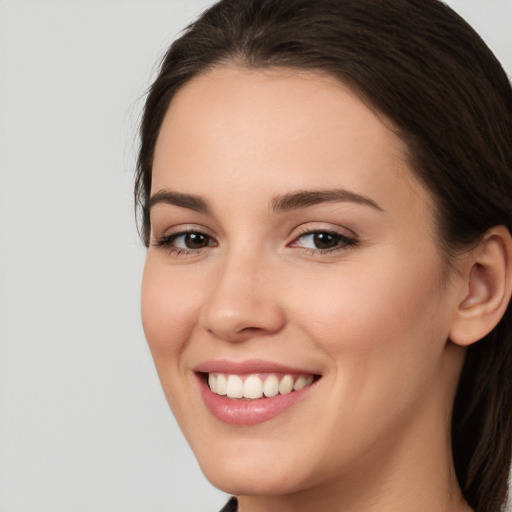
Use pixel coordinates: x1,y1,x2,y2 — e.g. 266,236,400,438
152,223,216,241
152,233,217,251
151,222,358,246
290,222,357,239
287,224,359,251
152,230,217,255
294,228,355,239
290,230,357,246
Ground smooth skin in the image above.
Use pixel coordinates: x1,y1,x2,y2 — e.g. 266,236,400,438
142,66,512,512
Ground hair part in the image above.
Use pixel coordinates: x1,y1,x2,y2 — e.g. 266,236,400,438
135,1,512,510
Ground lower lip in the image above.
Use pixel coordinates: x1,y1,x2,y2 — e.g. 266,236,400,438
197,375,316,425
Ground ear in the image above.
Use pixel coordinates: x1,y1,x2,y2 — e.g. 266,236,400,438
450,226,512,347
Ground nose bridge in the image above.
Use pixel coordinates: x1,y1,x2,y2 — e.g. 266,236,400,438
201,244,284,341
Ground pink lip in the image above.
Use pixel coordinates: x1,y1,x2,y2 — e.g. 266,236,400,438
194,359,319,426
194,358,315,375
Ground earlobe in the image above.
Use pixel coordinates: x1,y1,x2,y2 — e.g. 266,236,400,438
450,226,512,347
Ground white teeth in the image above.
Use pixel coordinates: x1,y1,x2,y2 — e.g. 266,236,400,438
208,373,217,391
216,374,227,395
226,375,244,398
278,374,294,395
263,375,279,397
293,375,307,391
208,372,315,399
243,375,263,399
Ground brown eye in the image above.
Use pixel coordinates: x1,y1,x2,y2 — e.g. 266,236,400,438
291,230,357,252
154,230,217,252
312,232,340,250
182,232,210,249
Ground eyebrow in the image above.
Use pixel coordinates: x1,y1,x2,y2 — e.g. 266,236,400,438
148,187,383,215
270,189,383,212
148,190,212,214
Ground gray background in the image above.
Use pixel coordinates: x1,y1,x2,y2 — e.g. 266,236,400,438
0,1,511,511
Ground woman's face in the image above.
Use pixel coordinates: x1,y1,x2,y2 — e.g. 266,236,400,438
142,67,465,498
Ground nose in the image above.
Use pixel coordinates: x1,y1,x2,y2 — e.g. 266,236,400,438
200,252,286,342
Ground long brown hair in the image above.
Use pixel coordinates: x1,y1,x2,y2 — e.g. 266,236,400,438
135,1,512,510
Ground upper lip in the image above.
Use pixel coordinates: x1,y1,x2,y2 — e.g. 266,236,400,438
194,359,319,375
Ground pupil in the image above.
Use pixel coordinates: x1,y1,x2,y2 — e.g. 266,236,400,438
185,233,207,249
314,232,337,249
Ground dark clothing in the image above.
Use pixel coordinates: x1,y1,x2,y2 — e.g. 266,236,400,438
220,497,238,512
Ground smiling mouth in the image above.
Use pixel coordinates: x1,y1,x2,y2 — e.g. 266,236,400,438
206,372,317,400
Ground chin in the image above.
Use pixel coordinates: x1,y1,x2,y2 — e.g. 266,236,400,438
189,430,329,498
200,456,311,497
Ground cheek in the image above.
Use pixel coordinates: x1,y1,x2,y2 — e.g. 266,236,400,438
289,250,450,376
284,256,452,453
140,256,207,422
141,256,201,361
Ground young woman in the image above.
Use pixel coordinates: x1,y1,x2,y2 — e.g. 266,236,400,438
135,1,512,511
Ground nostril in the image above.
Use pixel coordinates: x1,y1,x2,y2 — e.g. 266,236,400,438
203,315,285,343
200,270,286,341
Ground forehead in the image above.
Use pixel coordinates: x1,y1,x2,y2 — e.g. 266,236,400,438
152,65,433,220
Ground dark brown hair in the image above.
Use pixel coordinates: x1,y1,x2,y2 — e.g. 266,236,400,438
135,1,512,510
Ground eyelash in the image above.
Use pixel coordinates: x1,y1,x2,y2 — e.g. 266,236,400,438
153,228,358,256
289,228,358,255
154,230,217,255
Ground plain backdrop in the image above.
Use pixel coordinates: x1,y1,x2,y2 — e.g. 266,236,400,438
0,1,511,511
